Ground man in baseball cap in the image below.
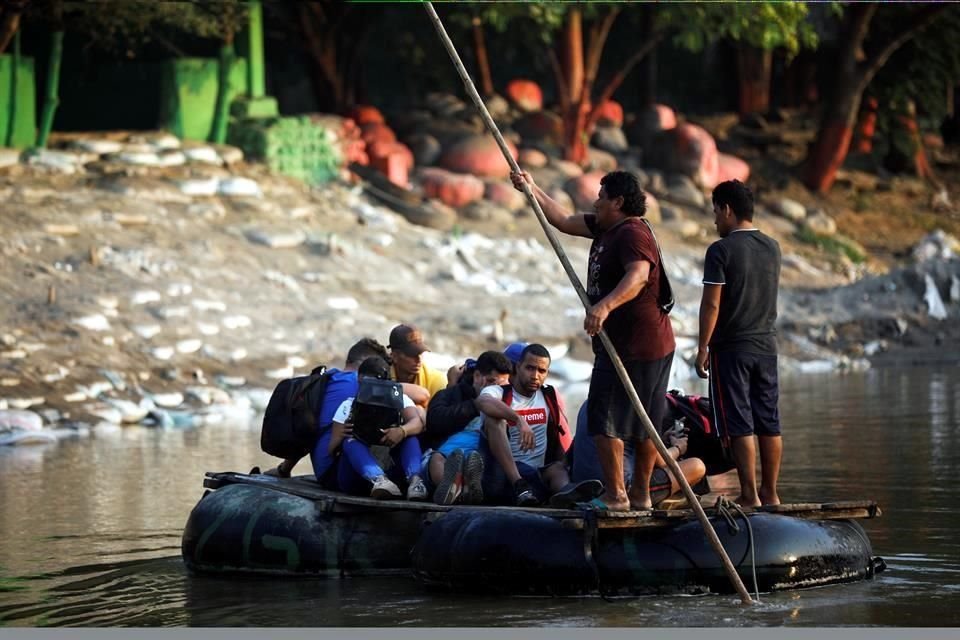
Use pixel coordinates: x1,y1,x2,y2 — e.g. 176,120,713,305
388,324,447,405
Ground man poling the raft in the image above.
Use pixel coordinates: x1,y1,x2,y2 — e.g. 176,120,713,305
421,2,756,604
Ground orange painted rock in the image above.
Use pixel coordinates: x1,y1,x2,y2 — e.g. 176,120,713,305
439,135,517,178
564,171,606,210
506,79,543,112
349,105,385,126
418,167,485,208
518,148,548,168
715,153,750,186
360,122,396,146
594,100,624,127
368,141,414,170
484,180,526,212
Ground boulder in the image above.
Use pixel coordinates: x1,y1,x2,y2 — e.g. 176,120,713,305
425,93,468,118
586,147,617,173
590,126,629,154
550,158,584,179
439,135,517,178
546,188,575,214
594,100,624,127
564,171,605,209
645,123,719,188
484,180,527,212
716,153,750,184
421,119,482,148
360,122,397,146
518,148,548,168
404,133,442,167
804,210,837,237
513,111,564,146
665,174,706,208
505,79,543,112
417,167,485,208
461,200,516,225
349,105,386,126
770,197,807,222
644,192,662,224
626,103,678,146
484,94,511,122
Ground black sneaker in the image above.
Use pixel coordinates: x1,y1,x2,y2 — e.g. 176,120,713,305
460,451,485,505
513,478,540,507
548,479,604,509
433,449,464,506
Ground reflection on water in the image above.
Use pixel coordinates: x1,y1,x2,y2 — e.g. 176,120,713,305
0,366,958,627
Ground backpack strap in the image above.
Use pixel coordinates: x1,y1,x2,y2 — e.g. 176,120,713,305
639,217,674,314
500,384,513,407
541,385,567,437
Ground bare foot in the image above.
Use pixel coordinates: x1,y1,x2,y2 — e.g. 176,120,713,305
735,494,761,508
597,491,631,511
626,490,652,511
759,487,780,506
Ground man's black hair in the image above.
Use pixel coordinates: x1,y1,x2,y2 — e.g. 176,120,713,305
347,337,389,366
358,355,390,379
519,343,551,363
475,350,514,376
600,170,647,217
712,180,754,221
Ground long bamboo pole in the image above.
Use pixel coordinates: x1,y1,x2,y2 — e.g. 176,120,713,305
423,2,753,605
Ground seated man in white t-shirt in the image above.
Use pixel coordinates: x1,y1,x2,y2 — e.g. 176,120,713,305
328,356,428,501
475,343,602,507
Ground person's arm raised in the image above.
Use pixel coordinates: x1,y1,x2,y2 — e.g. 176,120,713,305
510,170,591,238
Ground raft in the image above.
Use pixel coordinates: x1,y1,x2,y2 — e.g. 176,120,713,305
182,471,886,595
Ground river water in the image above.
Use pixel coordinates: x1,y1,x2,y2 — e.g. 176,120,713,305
1,365,958,627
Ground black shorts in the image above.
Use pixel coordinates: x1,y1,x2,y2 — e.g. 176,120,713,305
587,351,673,442
708,350,781,439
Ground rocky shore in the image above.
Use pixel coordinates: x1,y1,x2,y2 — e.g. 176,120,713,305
1,129,958,443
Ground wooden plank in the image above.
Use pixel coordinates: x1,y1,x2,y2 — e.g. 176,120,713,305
203,472,881,528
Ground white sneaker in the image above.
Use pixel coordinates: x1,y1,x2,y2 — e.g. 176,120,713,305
370,475,401,499
406,475,428,502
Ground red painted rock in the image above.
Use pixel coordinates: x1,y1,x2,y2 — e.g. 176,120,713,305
923,132,945,150
650,123,718,188
360,122,397,146
368,141,414,170
564,171,606,210
349,105,385,126
595,100,624,127
518,148,548,168
418,167,485,208
715,153,750,186
439,135,517,178
484,180,526,212
505,79,543,112
513,111,564,145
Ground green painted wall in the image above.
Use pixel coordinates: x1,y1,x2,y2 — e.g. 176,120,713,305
0,54,37,148
159,57,248,142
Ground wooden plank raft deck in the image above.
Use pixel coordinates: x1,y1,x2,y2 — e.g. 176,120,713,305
204,471,881,530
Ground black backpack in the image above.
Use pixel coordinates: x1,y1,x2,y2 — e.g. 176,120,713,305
261,365,332,460
664,389,734,476
348,377,404,446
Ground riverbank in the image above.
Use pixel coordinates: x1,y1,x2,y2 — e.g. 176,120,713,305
1,135,958,435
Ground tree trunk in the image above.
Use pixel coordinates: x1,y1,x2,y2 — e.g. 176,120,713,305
561,9,583,105
0,4,24,55
36,29,63,147
4,28,19,146
471,15,493,97
736,45,772,117
210,41,236,144
802,3,948,193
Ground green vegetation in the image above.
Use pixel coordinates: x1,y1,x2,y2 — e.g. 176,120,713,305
796,227,868,264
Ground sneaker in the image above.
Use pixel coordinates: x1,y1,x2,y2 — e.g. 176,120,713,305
433,449,464,506
370,475,402,499
406,475,428,501
513,478,540,507
548,479,605,509
460,451,485,505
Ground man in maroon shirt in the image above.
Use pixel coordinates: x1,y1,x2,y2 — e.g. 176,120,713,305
511,170,675,510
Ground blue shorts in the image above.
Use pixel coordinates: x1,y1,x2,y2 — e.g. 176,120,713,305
708,350,781,438
437,430,483,458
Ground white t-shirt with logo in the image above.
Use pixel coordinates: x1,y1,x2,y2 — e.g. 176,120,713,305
479,384,550,468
